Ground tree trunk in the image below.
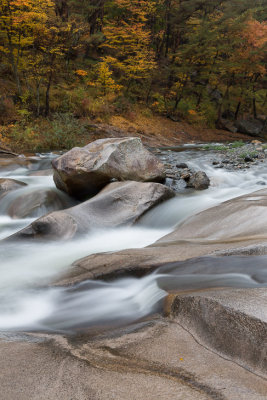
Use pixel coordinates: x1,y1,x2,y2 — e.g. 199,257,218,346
165,0,171,57
216,85,230,126
45,71,53,117
196,92,202,108
253,97,257,119
173,95,182,111
235,101,241,120
36,82,41,116
7,41,21,96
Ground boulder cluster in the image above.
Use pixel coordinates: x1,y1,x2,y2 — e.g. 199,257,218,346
10,137,176,240
4,137,212,241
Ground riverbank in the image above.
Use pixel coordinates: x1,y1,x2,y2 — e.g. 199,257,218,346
0,113,255,154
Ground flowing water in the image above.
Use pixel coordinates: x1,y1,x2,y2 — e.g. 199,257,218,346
1,146,267,333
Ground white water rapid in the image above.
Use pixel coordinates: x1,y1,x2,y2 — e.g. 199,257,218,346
1,146,267,333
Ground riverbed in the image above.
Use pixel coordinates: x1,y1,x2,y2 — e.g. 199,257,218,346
1,145,267,333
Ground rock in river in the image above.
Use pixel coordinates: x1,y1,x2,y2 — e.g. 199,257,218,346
5,188,74,219
12,181,174,240
186,171,210,190
64,188,267,283
0,178,27,195
52,137,166,199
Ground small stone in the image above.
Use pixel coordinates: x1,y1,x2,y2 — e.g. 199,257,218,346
181,172,191,181
176,163,189,169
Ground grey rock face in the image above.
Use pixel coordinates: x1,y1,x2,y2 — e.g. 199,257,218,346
187,171,210,190
220,118,238,133
6,188,73,219
64,188,267,284
235,119,265,137
171,288,267,373
0,178,27,195
13,181,174,240
52,137,166,199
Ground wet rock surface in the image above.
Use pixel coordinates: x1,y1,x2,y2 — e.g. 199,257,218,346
2,145,267,400
0,178,27,195
186,170,210,190
11,181,174,241
1,289,266,400
5,188,73,219
155,142,267,181
63,188,267,283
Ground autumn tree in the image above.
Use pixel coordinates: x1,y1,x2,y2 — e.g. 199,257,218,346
102,0,156,93
0,0,265,127
0,0,54,96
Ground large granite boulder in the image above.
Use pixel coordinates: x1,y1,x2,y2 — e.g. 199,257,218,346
62,188,267,284
52,137,166,199
12,181,174,240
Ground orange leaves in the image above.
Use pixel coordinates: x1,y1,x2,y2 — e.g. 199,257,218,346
229,18,267,77
243,19,267,49
75,69,88,77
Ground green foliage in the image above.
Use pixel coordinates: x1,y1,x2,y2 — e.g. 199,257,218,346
239,151,258,159
203,144,228,151
6,114,88,151
230,141,245,148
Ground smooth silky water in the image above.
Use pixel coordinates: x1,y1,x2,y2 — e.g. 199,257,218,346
1,147,267,333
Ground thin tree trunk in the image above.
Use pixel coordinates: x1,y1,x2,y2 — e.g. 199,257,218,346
45,71,53,117
7,42,21,96
165,0,171,57
252,80,258,119
235,101,241,120
253,98,257,119
146,81,153,105
36,81,41,116
216,85,230,126
173,95,182,111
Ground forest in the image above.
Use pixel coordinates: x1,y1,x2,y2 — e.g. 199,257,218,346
0,0,266,150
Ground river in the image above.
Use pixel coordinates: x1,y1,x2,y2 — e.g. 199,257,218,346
1,145,267,333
